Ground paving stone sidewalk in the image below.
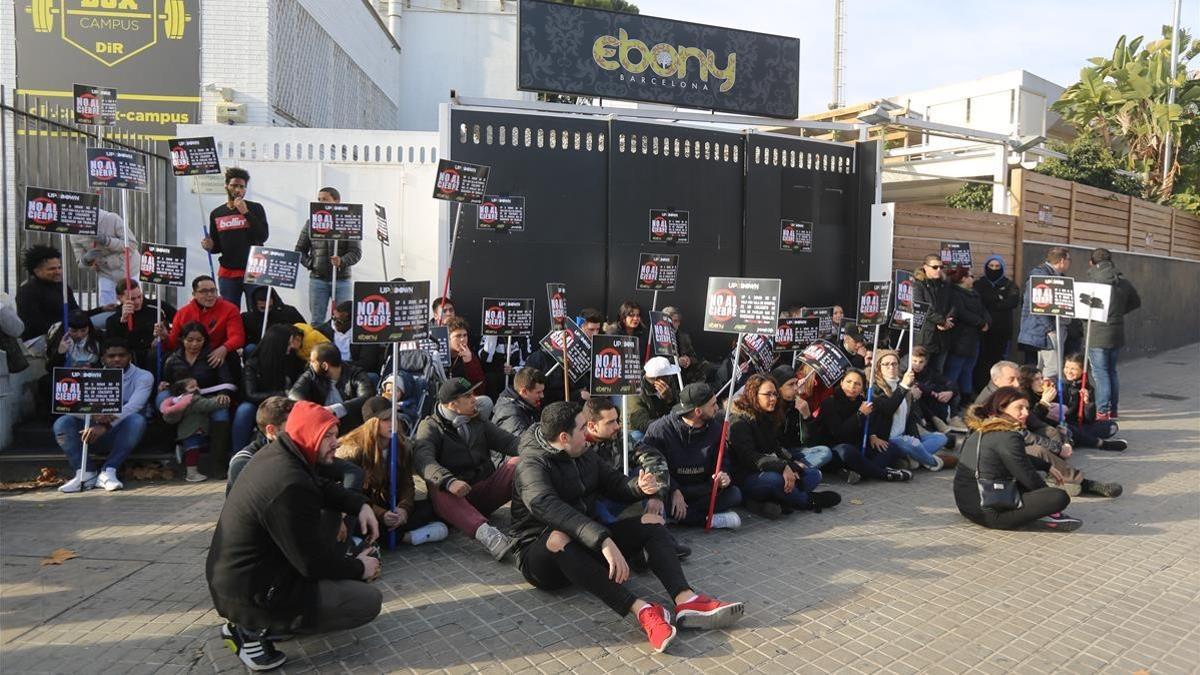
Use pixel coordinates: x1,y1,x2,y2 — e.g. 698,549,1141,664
2,345,1198,674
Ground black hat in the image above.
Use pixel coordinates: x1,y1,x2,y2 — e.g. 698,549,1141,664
671,382,715,416
361,396,394,422
437,377,480,404
67,311,91,330
771,365,797,385
843,325,864,342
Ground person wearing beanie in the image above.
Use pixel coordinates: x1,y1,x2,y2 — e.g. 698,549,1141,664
770,365,835,470
972,255,1021,392
413,377,522,560
206,400,382,671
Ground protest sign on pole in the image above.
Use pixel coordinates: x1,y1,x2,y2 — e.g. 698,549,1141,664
87,147,148,191
481,298,536,337
649,310,684,389
433,158,491,305
799,340,853,387
167,137,221,176
53,367,123,491
890,270,915,330
649,209,689,244
1029,274,1075,429
779,219,813,253
244,246,301,290
802,306,836,339
1073,281,1112,424
776,317,821,352
374,203,390,279
310,202,365,317
139,243,188,288
857,281,892,327
940,241,972,270
591,335,642,473
545,282,568,329
636,253,679,294
539,317,591,384
703,277,782,336
24,187,99,236
476,195,526,232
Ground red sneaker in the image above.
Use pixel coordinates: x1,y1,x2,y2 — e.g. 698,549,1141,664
675,594,746,630
637,603,676,653
1095,412,1114,422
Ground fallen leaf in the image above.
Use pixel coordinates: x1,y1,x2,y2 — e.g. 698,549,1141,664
849,499,864,505
40,548,78,566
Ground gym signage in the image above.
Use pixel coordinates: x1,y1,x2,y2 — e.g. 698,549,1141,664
517,0,800,118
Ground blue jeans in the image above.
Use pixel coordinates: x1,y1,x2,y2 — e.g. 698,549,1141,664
309,277,353,325
786,445,833,469
217,276,261,312
232,401,258,453
943,350,978,399
888,431,948,468
739,466,822,508
54,414,148,472
834,442,904,481
1088,347,1119,415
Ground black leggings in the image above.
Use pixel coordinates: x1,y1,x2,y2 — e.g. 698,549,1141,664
519,519,690,616
833,443,904,481
962,487,1070,530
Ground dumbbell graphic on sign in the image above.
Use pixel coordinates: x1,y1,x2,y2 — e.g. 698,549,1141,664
26,0,191,40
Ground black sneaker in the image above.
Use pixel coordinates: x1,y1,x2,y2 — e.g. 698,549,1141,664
674,541,692,560
805,491,842,512
1098,439,1128,452
884,468,913,482
1037,512,1083,532
743,499,783,520
1081,479,1123,498
221,623,287,671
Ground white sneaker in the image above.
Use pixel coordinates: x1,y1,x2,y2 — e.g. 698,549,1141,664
59,471,97,493
924,455,945,472
185,468,209,483
406,522,449,546
96,468,124,492
710,512,742,529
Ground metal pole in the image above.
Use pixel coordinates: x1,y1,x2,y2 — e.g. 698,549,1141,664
79,413,92,489
380,240,389,280
621,394,630,475
505,336,513,389
896,329,906,355
198,193,215,277
561,330,570,401
122,188,132,328
907,317,914,358
260,293,272,342
860,327,883,451
1055,316,1065,431
388,341,399,550
706,334,742,530
60,233,70,332
438,202,463,307
155,284,163,382
651,290,658,312
1079,317,1092,425
1162,0,1183,185
329,240,339,322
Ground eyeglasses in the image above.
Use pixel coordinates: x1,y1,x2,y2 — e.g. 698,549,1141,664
926,264,943,270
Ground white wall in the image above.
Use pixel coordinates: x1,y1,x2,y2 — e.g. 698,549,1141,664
297,0,401,107
200,0,273,126
173,124,441,313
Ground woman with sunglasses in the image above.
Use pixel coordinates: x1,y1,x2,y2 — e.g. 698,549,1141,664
868,350,953,472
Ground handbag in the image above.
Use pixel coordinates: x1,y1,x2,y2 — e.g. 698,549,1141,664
973,434,1023,511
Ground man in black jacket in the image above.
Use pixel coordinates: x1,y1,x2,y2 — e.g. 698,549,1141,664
414,378,521,560
316,301,385,384
1085,248,1140,420
201,167,270,309
491,366,546,436
242,286,306,349
289,343,374,431
16,244,90,344
295,186,362,324
206,401,381,671
511,402,745,653
105,279,176,372
912,254,956,373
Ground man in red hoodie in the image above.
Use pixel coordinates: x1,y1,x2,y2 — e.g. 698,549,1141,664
164,276,245,367
206,401,381,671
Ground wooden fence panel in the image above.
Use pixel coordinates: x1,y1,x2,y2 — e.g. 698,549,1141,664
891,204,1017,275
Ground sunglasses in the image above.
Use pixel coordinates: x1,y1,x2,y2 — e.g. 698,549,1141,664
926,263,943,269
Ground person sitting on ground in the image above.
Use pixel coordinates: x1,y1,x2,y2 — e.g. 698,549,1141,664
907,346,962,433
166,276,245,368
55,338,153,493
839,325,868,369
206,401,382,672
868,350,954,472
316,301,385,384
445,316,493,417
659,306,705,384
1060,354,1127,452
609,300,649,344
771,365,835,470
626,357,680,442
491,366,546,436
1017,365,1065,430
233,324,305,452
414,377,521,560
815,369,910,484
242,287,306,351
160,377,231,483
954,387,1082,532
336,396,449,546
640,383,743,529
161,322,235,477
289,343,375,432
50,311,102,369
106,279,176,370
16,245,92,348
510,401,745,654
976,360,1064,444
727,375,840,519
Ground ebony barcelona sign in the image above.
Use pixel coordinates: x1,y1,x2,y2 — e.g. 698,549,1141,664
517,0,800,119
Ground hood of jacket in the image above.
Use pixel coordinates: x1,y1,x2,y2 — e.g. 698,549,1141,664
982,255,1007,285
285,401,339,465
964,408,1023,433
1087,260,1121,285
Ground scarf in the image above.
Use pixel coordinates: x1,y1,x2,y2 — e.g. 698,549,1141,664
438,404,473,445
885,377,909,439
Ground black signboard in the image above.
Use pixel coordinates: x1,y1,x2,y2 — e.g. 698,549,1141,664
539,317,591,383
802,306,836,339
433,159,490,204
856,281,892,327
52,367,122,415
309,203,364,241
779,219,813,253
352,280,432,344
1029,275,1076,318
741,334,776,373
477,195,526,232
139,243,187,287
87,147,148,191
590,335,642,396
400,326,450,368
648,311,678,357
636,253,680,292
244,246,301,289
940,241,972,270
775,317,821,351
24,186,99,235
546,282,568,328
481,297,536,337
517,0,800,118
375,204,389,244
168,136,221,176
799,340,852,387
649,209,690,244
72,83,117,126
890,270,916,330
911,299,930,331
703,277,782,336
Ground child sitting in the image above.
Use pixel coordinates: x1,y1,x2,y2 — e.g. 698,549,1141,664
159,378,231,482
1060,354,1127,452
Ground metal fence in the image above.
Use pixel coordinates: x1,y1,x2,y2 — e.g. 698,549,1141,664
1,86,173,304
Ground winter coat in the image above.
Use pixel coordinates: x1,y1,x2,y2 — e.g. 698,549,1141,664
316,320,385,375
16,276,82,341
106,302,177,364
510,426,645,557
413,406,519,487
163,348,234,392
161,393,227,441
1086,260,1141,349
205,432,367,632
1061,376,1096,425
866,382,919,440
69,209,137,283
641,411,730,500
242,349,305,405
208,201,269,273
973,255,1021,339
953,415,1048,522
1018,261,1059,349
287,364,375,430
974,381,1063,443
947,284,992,357
295,222,362,280
778,404,816,450
726,401,794,481
335,434,426,520
491,387,540,437
626,379,676,433
912,269,954,354
242,288,306,346
167,298,246,353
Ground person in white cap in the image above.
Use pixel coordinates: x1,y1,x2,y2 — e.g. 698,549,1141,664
626,356,681,443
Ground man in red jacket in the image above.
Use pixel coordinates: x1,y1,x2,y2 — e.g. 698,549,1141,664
166,276,245,367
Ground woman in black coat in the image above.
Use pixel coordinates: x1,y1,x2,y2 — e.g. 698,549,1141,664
232,323,306,452
943,267,991,397
973,255,1021,390
954,387,1080,531
815,369,910,483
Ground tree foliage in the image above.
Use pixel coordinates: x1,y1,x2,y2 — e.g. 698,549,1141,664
944,183,993,212
1035,136,1144,197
